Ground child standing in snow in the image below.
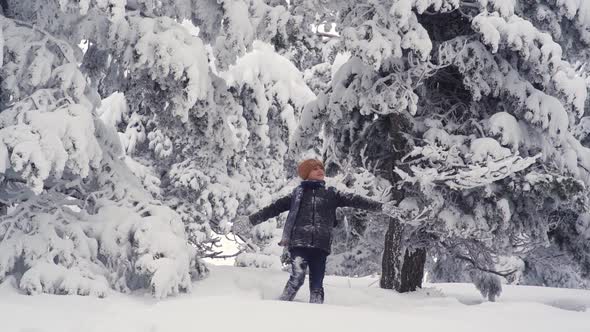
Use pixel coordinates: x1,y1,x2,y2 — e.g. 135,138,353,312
245,159,388,304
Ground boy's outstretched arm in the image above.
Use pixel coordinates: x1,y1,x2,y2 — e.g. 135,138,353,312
334,189,383,212
249,193,292,225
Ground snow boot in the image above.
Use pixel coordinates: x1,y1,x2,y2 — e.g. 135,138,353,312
309,288,324,304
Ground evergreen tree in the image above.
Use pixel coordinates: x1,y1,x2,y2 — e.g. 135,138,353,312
289,0,590,297
0,10,199,297
0,0,312,296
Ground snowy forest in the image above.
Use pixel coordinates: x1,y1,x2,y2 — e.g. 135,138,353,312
1,0,590,306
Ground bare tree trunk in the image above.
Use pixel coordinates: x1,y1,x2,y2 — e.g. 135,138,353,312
380,220,403,289
380,219,426,292
398,247,426,292
0,0,9,16
378,114,427,292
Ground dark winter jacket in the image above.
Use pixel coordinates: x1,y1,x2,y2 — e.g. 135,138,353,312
248,180,383,253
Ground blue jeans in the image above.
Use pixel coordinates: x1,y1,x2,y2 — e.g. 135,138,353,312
288,247,328,290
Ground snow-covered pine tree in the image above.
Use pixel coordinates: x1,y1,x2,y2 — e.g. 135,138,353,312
93,1,323,265
0,0,315,297
224,41,317,268
502,0,590,289
288,0,457,292
0,4,199,297
407,0,590,296
288,0,590,297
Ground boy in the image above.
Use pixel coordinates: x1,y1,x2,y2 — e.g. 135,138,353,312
246,159,385,304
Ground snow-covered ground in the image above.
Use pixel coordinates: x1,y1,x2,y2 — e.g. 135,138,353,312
2,265,590,332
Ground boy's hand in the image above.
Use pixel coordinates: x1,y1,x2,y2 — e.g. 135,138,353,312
232,215,250,236
382,200,432,226
278,239,289,247
280,248,292,265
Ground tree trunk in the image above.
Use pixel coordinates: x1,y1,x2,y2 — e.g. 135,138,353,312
380,220,402,289
378,114,427,292
1,0,9,16
380,219,426,292
398,246,426,292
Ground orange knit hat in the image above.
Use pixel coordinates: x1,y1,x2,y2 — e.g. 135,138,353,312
297,159,324,180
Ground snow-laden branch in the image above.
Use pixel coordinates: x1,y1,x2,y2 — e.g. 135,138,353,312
397,142,541,191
